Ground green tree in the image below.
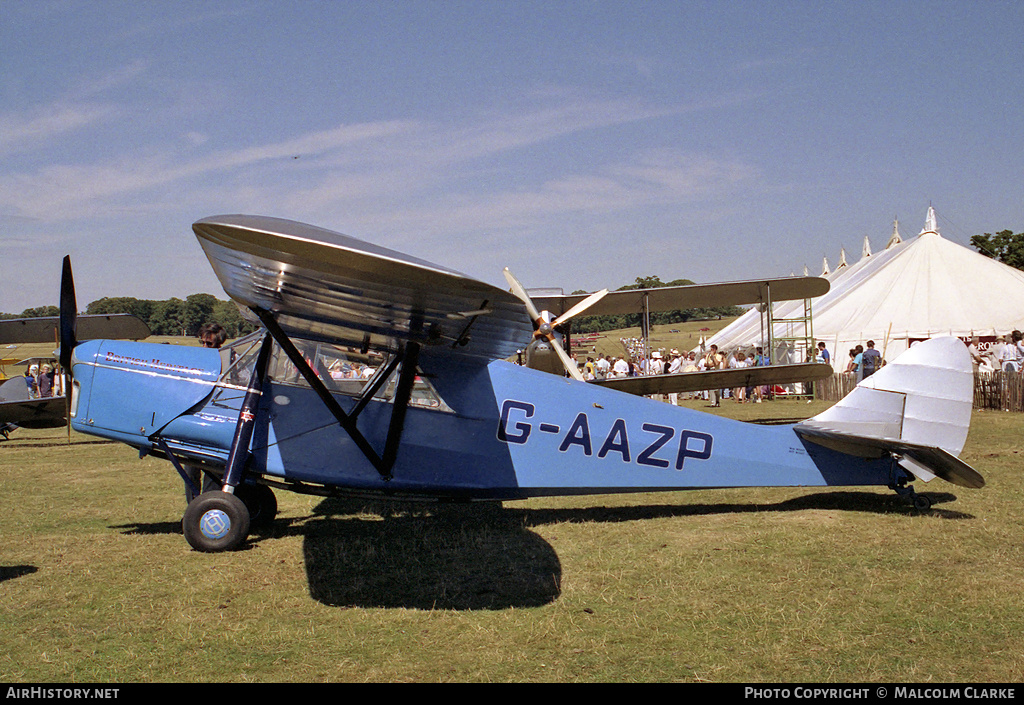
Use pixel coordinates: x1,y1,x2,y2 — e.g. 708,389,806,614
86,297,154,323
212,299,257,338
183,293,219,336
971,229,1024,270
19,305,60,317
148,298,187,336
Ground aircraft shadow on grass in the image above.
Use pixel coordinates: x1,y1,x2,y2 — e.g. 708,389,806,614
0,565,38,583
299,490,971,611
110,488,970,611
302,498,561,610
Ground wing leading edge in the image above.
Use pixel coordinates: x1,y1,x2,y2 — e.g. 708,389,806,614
193,215,534,363
594,362,834,396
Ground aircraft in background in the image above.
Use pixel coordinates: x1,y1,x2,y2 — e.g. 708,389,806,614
0,314,150,438
501,267,833,395
56,215,982,552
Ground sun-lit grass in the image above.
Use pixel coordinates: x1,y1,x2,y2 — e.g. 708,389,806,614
1,398,1022,682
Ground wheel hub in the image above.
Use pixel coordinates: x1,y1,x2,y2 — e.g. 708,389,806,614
199,509,231,540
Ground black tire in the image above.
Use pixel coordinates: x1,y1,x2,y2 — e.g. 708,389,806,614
913,494,933,511
182,491,250,552
235,483,278,529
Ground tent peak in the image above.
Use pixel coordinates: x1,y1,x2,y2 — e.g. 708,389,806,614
919,206,940,237
887,216,903,248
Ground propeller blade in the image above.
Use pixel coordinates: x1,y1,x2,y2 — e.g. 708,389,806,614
504,267,588,382
552,288,609,328
503,268,542,323
551,336,585,382
59,255,77,373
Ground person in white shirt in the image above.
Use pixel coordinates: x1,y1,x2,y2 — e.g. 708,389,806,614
729,351,749,403
612,356,629,377
999,335,1020,371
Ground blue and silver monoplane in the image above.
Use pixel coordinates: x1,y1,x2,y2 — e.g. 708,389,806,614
58,215,983,552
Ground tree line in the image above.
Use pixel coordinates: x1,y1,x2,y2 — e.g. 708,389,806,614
0,294,257,338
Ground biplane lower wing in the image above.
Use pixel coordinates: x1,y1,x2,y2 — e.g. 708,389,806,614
0,378,65,430
592,362,833,396
0,397,66,429
193,215,533,363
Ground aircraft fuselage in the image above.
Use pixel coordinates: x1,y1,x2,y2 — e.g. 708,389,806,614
68,337,899,500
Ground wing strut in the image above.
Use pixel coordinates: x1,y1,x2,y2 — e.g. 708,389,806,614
253,308,419,481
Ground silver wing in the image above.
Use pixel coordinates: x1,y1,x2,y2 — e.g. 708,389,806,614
193,215,534,363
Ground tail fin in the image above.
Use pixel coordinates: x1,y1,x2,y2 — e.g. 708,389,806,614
795,338,983,489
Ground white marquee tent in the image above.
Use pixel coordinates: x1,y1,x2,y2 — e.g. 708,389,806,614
706,208,1024,371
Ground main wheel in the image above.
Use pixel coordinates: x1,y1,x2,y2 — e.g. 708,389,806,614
913,494,933,511
182,491,250,552
234,483,277,529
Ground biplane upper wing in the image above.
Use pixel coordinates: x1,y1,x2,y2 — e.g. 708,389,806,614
592,362,834,396
530,276,829,318
193,215,534,362
0,314,151,344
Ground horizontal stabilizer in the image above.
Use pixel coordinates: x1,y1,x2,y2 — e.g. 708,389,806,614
794,426,984,488
594,362,833,396
794,337,982,488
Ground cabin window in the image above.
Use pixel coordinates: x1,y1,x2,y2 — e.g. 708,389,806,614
216,333,452,412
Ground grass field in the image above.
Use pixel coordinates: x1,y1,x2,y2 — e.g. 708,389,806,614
2,394,1022,683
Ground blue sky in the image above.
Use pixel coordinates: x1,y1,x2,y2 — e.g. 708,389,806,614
2,0,1022,314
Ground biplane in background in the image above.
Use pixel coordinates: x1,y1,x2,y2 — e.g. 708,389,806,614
57,215,983,552
0,314,150,437
500,267,833,395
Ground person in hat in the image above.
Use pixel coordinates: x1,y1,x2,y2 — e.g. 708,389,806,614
667,350,683,405
25,365,39,399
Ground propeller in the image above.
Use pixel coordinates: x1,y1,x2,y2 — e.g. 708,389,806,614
503,268,608,381
59,256,77,443
59,255,77,372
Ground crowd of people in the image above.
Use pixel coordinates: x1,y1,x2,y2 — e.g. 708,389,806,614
841,340,883,382
838,331,1024,381
22,362,62,399
969,331,1024,374
572,341,783,406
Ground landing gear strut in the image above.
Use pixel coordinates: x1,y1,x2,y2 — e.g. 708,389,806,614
891,478,933,512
